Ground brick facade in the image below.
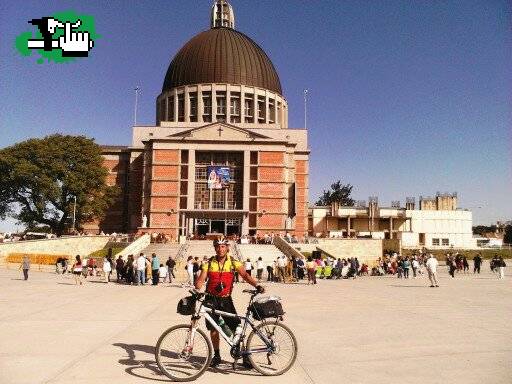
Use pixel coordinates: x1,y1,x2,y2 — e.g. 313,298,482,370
294,159,309,236
98,140,308,238
146,149,180,232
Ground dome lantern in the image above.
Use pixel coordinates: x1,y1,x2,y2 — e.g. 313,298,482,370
211,0,235,29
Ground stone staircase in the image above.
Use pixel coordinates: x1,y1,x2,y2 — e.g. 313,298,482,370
237,244,284,266
141,243,182,258
138,241,285,283
183,240,216,260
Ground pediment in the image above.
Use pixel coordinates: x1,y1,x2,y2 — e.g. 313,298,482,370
167,123,271,141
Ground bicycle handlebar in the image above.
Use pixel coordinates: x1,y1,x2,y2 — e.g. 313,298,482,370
189,289,205,298
242,289,260,295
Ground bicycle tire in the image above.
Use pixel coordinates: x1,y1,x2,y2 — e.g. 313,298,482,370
155,324,213,382
246,321,298,376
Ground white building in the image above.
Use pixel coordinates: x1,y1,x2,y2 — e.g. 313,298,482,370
309,193,476,249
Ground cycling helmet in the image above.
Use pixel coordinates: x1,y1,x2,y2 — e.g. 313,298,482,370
213,237,229,247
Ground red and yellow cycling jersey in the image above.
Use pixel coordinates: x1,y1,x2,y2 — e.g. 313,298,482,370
203,256,242,297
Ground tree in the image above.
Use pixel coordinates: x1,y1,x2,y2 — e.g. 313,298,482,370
0,135,118,235
472,225,497,236
504,225,512,245
316,180,355,207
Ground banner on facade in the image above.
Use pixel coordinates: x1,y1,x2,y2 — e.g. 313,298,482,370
207,166,230,189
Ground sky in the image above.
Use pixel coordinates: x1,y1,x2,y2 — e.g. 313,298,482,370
0,0,511,232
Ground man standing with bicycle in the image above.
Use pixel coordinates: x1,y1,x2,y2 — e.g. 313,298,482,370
194,237,264,367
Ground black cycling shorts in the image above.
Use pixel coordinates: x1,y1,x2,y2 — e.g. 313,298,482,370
204,295,240,332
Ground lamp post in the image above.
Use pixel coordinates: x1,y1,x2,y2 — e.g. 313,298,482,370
71,196,77,233
303,89,309,130
134,86,141,126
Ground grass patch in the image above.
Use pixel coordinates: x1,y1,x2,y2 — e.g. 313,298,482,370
88,247,125,258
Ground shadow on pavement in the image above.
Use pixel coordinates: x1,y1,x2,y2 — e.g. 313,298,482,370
114,343,168,382
114,342,259,381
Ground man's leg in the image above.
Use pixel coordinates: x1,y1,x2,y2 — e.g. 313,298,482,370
280,267,286,283
433,272,439,286
210,330,221,366
428,270,434,286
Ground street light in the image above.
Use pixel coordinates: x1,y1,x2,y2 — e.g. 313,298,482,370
71,196,77,233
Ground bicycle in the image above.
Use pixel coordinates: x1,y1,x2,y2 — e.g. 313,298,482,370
155,289,298,381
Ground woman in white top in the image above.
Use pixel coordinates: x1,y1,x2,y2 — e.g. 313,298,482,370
245,258,253,276
103,257,112,283
256,257,264,281
158,264,168,282
185,256,194,287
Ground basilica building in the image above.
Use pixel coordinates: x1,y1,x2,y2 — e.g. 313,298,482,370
95,1,309,238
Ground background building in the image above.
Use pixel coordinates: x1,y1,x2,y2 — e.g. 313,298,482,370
310,193,476,249
87,0,309,238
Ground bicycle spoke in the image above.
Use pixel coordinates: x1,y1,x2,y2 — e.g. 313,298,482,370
247,322,297,376
156,325,211,381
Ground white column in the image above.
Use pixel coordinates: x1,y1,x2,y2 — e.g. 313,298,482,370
240,86,245,124
198,89,203,123
265,91,269,124
184,87,190,123
188,217,194,235
173,89,178,122
212,86,217,123
226,87,231,124
242,213,249,236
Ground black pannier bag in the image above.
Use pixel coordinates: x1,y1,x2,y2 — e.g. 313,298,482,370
177,296,196,316
250,296,284,320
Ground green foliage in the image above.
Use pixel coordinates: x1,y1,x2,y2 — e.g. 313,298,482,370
504,225,512,245
316,180,355,207
89,247,125,258
0,134,118,235
472,225,497,236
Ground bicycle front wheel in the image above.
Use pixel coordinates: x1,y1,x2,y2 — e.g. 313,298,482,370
246,321,298,376
155,324,212,382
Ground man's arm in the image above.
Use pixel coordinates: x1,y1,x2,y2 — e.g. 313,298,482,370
194,269,208,290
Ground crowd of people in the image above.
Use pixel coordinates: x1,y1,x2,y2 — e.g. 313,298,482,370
17,246,508,285
62,253,179,286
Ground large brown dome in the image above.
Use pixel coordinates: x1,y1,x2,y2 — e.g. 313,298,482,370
162,27,282,95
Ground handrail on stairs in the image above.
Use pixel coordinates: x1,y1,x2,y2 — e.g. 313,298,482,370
175,242,189,263
230,240,243,262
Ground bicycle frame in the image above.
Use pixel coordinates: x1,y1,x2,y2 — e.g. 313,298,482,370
189,296,276,356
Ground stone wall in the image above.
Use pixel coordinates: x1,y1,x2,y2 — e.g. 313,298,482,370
0,236,111,262
316,238,383,264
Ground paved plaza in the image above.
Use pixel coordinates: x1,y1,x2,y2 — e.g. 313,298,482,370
0,263,510,384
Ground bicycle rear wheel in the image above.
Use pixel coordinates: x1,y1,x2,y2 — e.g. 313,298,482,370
155,324,212,382
246,321,297,376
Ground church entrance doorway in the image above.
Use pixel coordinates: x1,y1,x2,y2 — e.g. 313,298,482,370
192,218,241,237
211,220,225,234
